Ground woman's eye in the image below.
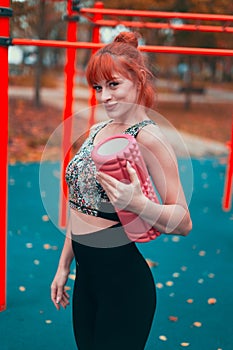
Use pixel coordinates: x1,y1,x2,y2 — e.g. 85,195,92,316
109,81,119,88
93,85,102,92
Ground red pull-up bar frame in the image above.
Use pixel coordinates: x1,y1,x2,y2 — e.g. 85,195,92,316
58,0,77,229
83,20,233,33
11,38,233,56
0,0,10,312
222,120,233,211
1,0,233,312
79,6,233,34
79,7,233,22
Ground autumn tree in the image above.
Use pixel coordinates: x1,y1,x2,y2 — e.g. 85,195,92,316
11,0,67,107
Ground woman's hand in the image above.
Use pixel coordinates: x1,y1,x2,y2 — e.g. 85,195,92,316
51,268,70,310
97,161,146,212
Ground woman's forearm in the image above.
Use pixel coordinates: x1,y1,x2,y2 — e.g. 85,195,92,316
134,196,192,236
57,235,74,271
51,232,74,310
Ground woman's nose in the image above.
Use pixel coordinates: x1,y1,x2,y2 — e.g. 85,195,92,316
100,87,112,102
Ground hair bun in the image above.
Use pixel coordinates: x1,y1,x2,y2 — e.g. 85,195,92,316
113,32,140,48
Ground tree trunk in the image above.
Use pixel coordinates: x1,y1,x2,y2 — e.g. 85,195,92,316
184,56,193,110
34,0,46,107
34,46,44,107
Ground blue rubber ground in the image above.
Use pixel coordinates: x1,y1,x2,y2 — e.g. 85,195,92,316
0,157,232,350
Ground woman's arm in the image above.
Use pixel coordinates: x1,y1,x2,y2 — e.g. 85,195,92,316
51,220,74,310
123,163,192,235
96,125,192,236
136,125,192,235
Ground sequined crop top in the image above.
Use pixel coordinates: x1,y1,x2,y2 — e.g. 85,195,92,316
65,119,156,221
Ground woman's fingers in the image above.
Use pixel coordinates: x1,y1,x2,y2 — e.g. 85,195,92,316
60,294,70,309
51,285,60,309
126,161,139,183
97,164,143,211
64,290,70,299
61,291,70,307
97,171,117,187
51,285,70,310
55,286,64,304
96,172,119,199
97,162,139,187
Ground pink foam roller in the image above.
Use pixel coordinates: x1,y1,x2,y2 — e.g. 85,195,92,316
92,134,161,242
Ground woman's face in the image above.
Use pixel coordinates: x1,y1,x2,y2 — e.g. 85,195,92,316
93,74,140,120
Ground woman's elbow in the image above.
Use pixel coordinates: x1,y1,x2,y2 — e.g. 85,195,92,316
166,215,192,236
179,216,192,236
181,219,192,236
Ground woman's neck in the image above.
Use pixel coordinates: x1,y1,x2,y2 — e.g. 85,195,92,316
110,106,148,126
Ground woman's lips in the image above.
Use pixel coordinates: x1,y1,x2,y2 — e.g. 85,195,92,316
104,102,118,111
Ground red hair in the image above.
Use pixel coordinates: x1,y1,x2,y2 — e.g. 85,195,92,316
86,32,157,109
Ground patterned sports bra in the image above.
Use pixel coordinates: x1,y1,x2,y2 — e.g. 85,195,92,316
65,119,156,221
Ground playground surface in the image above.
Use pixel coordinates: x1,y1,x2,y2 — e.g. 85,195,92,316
0,155,232,350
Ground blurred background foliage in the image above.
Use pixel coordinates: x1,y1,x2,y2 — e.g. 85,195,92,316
8,1,233,160
9,0,233,106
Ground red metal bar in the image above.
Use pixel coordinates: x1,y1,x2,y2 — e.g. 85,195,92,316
59,0,77,229
222,119,233,211
12,38,102,48
91,19,233,33
139,45,233,56
11,39,233,56
87,1,103,131
79,7,233,22
0,0,10,312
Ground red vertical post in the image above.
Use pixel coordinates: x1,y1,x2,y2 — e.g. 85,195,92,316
0,0,11,312
59,0,77,228
87,1,103,130
222,118,233,211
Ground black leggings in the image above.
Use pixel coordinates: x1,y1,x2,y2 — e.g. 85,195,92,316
71,224,156,350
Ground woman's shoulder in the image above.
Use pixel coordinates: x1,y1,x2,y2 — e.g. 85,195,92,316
136,120,162,143
137,122,178,174
124,119,156,137
137,121,174,155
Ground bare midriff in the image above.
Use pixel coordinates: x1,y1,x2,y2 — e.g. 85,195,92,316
70,208,119,235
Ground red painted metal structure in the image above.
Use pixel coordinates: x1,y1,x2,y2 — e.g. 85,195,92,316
78,6,233,33
0,0,233,311
10,38,233,56
87,1,103,133
0,0,11,312
222,119,233,211
59,0,77,228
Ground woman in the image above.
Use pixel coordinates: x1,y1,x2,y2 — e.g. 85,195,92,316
51,32,192,350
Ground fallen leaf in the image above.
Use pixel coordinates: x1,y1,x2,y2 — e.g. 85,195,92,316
159,335,167,341
208,298,217,305
186,299,194,304
169,315,178,322
180,342,190,347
